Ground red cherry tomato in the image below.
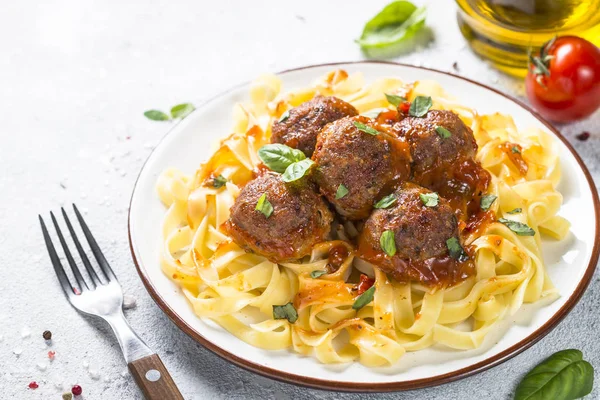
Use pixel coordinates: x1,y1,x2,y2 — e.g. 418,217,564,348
525,36,600,123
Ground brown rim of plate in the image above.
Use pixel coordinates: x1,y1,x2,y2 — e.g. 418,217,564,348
127,61,600,392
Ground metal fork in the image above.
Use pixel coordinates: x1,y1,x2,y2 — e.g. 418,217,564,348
39,205,183,400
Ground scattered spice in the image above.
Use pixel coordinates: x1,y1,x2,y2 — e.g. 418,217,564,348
48,351,56,360
63,393,73,400
73,287,81,295
452,61,459,71
43,330,52,340
576,131,590,141
71,385,83,396
28,381,39,389
60,182,67,189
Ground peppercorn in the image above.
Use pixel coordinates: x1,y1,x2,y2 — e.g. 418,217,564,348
42,330,52,340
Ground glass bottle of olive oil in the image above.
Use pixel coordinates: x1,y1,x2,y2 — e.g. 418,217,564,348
456,0,600,76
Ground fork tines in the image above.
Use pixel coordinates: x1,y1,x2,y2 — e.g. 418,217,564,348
39,204,117,297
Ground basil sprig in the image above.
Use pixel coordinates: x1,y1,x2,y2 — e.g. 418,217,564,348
507,208,522,214
258,144,306,173
446,237,468,262
310,270,327,279
385,93,406,107
356,1,427,56
380,230,397,257
362,108,390,119
272,302,298,323
374,194,396,209
144,103,196,121
409,96,432,117
499,218,535,236
255,193,273,218
353,121,380,136
480,194,497,211
278,110,290,122
282,158,314,183
352,285,375,310
212,175,227,189
514,349,593,400
435,126,452,139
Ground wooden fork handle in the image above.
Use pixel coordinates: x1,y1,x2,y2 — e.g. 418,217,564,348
128,354,184,400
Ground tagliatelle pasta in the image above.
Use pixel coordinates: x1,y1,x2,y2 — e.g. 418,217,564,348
156,70,569,367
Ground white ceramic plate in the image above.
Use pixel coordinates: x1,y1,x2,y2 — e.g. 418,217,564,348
128,61,599,391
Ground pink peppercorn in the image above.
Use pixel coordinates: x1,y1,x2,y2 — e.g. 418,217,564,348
28,381,39,389
71,385,83,396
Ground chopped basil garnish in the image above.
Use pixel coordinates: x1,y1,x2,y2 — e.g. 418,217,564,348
380,230,397,257
362,108,389,119
511,146,521,154
435,126,452,139
170,103,196,119
282,158,314,182
353,121,380,136
352,285,375,310
498,218,535,236
374,193,397,209
255,193,273,218
385,93,406,107
310,270,327,279
419,192,439,207
408,96,432,117
335,184,349,199
446,237,469,262
278,110,290,122
480,194,497,211
272,302,298,323
507,208,522,214
213,175,227,189
143,110,170,121
258,144,306,173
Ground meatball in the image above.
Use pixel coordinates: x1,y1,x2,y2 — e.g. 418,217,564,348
312,116,411,220
271,96,358,157
392,110,477,184
224,173,333,263
358,183,472,286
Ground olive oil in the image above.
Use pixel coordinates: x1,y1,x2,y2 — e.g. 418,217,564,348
456,0,600,76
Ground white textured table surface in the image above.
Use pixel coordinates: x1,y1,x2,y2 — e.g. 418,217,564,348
1,0,598,399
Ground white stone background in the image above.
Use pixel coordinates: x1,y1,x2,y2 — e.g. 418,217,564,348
1,0,598,399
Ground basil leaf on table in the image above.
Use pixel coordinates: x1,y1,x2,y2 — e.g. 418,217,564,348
282,158,314,183
357,1,427,52
144,110,170,121
514,349,594,400
258,144,306,173
170,103,196,119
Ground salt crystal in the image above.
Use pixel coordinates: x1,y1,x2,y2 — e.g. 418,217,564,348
55,381,64,390
89,369,100,380
81,193,87,199
120,170,127,177
82,360,89,369
36,362,47,371
13,347,22,355
21,326,31,338
103,375,111,383
120,368,129,377
123,295,137,309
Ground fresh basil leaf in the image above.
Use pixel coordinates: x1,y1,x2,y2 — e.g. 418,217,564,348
385,93,406,107
213,175,227,189
352,285,375,310
353,121,380,136
380,230,397,257
408,96,432,117
362,108,390,119
507,208,522,214
419,192,439,207
335,184,349,199
512,145,521,154
480,194,497,211
514,349,594,400
144,110,170,121
435,126,452,139
446,237,469,262
170,103,195,119
357,2,427,50
278,110,290,122
374,193,397,209
282,159,314,183
258,144,306,173
499,218,535,236
272,302,298,323
310,270,327,279
255,193,273,218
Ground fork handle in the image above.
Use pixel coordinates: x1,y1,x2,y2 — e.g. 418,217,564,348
128,354,184,400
